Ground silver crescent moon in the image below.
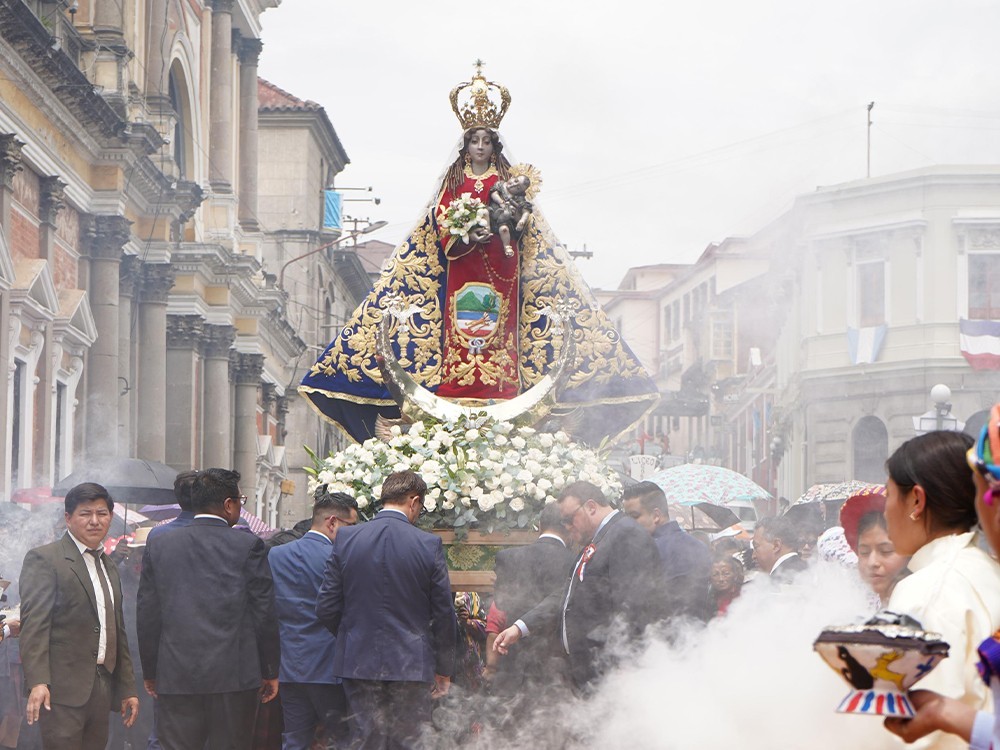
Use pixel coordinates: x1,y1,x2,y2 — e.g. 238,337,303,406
375,313,575,427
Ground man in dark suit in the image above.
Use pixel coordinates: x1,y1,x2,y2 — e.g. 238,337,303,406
752,515,809,583
268,489,359,749
622,481,713,621
19,482,139,749
494,480,665,691
316,470,457,749
488,502,574,695
136,468,279,750
145,469,199,545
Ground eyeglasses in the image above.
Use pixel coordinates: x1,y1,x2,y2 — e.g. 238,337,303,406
560,503,585,528
228,495,248,506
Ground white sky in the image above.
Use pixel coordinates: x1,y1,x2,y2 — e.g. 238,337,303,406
258,0,1000,290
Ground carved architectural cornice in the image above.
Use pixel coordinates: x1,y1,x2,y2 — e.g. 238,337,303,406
0,134,24,190
166,314,205,349
211,0,235,13
203,324,236,358
39,176,66,225
236,35,263,65
261,382,277,409
229,352,264,385
139,263,176,303
118,255,142,297
84,214,132,260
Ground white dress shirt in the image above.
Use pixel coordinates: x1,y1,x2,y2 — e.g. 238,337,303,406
67,532,114,667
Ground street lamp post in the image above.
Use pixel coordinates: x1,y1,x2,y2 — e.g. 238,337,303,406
912,383,963,435
277,220,388,291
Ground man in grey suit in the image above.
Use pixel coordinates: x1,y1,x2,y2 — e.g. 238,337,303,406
19,482,139,749
316,471,457,749
136,468,280,750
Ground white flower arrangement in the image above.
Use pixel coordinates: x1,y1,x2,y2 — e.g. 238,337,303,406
437,192,489,244
306,415,621,535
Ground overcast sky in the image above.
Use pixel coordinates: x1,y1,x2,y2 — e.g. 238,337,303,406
257,0,1000,290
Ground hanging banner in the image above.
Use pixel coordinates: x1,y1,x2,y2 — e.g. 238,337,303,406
323,190,343,231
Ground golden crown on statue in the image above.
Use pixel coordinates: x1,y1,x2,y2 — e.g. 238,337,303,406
449,59,511,131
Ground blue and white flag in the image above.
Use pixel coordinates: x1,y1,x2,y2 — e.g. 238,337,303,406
847,325,887,365
323,190,342,231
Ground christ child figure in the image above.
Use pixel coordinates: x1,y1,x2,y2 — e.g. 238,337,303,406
488,175,533,257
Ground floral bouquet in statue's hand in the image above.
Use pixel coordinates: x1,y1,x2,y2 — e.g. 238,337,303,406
437,192,489,243
305,415,621,537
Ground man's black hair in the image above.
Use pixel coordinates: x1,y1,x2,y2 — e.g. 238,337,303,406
64,482,113,515
190,468,241,512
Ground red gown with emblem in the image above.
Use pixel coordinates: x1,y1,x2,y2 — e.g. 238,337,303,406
436,167,520,400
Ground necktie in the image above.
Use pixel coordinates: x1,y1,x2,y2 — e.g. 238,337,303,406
86,549,117,673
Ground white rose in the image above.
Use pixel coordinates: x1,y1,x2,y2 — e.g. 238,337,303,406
317,470,335,485
515,469,532,483
460,495,472,507
444,489,459,502
509,496,525,512
427,439,441,452
511,436,527,450
538,433,554,448
372,485,382,499
465,429,479,442
410,420,425,434
442,499,455,510
477,494,497,512
495,421,514,435
537,478,553,493
499,472,514,485
488,449,502,462
357,496,370,509
423,497,437,512
494,434,509,446
390,425,402,437
440,433,455,447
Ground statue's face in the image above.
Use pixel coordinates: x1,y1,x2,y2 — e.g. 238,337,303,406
467,129,494,165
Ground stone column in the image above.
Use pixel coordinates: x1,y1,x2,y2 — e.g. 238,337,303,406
117,256,141,455
0,136,24,238
165,315,204,470
84,215,131,460
202,324,235,468
237,36,263,230
0,137,23,492
38,177,66,262
209,0,235,192
135,264,175,462
275,396,289,446
230,352,263,510
144,0,168,97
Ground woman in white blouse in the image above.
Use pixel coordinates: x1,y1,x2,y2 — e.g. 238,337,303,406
881,430,1000,750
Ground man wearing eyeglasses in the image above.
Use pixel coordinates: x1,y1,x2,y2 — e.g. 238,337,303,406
493,480,665,691
316,470,457,749
136,468,280,750
268,489,359,749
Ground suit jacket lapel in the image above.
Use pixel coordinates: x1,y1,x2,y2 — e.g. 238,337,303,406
61,533,99,617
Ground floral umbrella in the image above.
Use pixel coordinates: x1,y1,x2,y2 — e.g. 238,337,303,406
647,464,771,507
795,480,881,505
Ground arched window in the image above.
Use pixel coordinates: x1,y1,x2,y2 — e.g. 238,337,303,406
853,416,889,483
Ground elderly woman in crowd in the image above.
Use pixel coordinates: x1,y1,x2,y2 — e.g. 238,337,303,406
880,430,1000,750
709,553,744,617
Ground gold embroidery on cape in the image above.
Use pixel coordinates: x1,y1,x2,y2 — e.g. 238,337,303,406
308,204,650,394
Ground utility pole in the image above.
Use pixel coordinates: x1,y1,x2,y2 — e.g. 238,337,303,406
866,101,875,178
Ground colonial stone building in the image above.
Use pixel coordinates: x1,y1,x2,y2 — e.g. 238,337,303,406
601,165,1000,503
256,78,369,526
0,0,351,525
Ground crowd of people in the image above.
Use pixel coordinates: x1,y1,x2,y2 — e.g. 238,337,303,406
0,405,998,749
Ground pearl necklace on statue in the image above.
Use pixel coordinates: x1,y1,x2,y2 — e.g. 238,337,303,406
464,163,497,195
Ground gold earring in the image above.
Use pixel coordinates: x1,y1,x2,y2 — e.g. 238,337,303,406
909,512,919,522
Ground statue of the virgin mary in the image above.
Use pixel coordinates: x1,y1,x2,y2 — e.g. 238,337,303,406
299,63,659,445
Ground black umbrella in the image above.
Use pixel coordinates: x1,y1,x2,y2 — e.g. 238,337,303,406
53,458,180,505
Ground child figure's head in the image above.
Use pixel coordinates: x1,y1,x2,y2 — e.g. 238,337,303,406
508,175,530,195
